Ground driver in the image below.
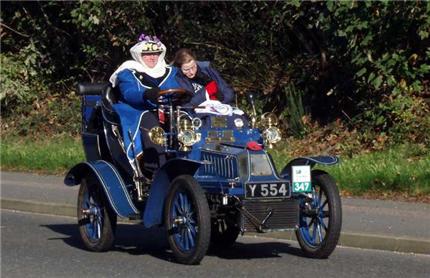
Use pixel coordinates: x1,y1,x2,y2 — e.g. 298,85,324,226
109,33,179,171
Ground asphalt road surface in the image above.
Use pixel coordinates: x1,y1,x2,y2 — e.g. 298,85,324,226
2,210,430,278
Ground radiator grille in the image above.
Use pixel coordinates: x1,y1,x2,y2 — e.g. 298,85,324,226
200,152,238,179
243,199,299,231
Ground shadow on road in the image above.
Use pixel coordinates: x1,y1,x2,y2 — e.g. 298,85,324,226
43,223,305,263
208,241,305,259
42,223,172,257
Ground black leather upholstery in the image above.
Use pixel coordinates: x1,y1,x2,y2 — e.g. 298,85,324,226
77,82,110,95
101,86,121,125
100,86,132,177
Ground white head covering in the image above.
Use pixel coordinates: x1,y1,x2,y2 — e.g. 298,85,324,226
109,34,168,86
129,39,167,78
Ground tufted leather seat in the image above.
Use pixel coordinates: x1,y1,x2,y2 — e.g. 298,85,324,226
101,85,121,126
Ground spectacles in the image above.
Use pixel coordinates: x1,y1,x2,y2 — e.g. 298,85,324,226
141,53,160,57
181,62,197,73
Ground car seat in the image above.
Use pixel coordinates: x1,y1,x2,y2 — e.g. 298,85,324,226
100,85,135,179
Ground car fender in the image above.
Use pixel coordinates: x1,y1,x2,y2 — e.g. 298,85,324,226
64,160,139,218
279,156,339,180
143,158,205,228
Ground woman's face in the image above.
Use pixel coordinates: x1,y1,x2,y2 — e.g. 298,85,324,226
181,60,197,79
141,53,160,68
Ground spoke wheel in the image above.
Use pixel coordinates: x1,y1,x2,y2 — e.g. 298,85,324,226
77,175,116,252
165,175,210,265
295,171,342,258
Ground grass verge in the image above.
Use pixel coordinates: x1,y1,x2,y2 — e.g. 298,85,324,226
270,143,430,197
1,135,84,174
1,135,429,198
320,144,430,196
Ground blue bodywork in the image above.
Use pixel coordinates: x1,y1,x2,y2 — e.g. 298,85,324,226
143,158,205,227
68,88,339,230
66,81,343,264
65,160,139,218
279,156,339,180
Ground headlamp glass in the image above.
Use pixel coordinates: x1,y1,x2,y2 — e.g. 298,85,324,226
148,127,165,145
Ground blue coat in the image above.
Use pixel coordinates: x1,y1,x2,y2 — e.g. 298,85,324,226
112,66,179,163
116,66,180,110
176,61,235,105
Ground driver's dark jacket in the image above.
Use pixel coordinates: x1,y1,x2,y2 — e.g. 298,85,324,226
175,61,235,106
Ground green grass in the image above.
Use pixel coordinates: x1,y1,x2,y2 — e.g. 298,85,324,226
270,144,430,196
328,145,430,196
1,136,84,174
1,135,429,196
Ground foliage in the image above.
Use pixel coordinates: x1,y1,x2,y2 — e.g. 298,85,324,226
0,54,32,114
322,1,430,98
316,1,430,144
2,92,81,137
357,95,430,145
0,41,46,116
282,83,307,137
1,1,429,145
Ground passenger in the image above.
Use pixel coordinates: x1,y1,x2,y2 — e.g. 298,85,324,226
109,33,179,170
173,48,235,106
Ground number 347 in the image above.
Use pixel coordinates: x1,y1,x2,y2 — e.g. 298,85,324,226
293,182,312,192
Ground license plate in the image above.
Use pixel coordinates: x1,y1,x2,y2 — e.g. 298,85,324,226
245,182,290,198
292,165,312,193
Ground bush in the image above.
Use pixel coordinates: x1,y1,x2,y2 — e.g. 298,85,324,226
1,1,429,145
0,51,38,116
2,92,81,137
357,95,430,147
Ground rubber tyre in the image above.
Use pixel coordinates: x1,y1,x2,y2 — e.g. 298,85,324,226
210,215,240,248
77,175,117,252
164,175,211,265
295,171,342,258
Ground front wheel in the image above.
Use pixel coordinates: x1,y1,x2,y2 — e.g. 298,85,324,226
295,171,342,258
164,175,211,265
77,175,117,252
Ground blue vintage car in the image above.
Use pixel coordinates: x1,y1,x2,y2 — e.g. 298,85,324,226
64,84,342,265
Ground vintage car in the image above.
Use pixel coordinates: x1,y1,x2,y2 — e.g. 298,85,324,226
64,83,342,265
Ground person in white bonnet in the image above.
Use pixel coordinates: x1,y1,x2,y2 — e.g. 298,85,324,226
110,33,180,109
109,33,180,170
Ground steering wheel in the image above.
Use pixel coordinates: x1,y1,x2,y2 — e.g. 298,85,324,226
158,88,191,105
159,88,187,96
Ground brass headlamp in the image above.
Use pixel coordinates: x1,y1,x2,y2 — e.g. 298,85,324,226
260,112,282,148
148,127,166,146
177,115,201,151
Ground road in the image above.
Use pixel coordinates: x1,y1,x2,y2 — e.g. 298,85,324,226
3,171,430,239
2,209,430,278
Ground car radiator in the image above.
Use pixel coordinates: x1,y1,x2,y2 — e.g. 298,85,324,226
200,152,238,179
242,199,299,232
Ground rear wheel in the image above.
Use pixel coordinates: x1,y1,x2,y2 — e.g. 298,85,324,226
295,171,342,258
77,175,117,252
165,175,211,265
